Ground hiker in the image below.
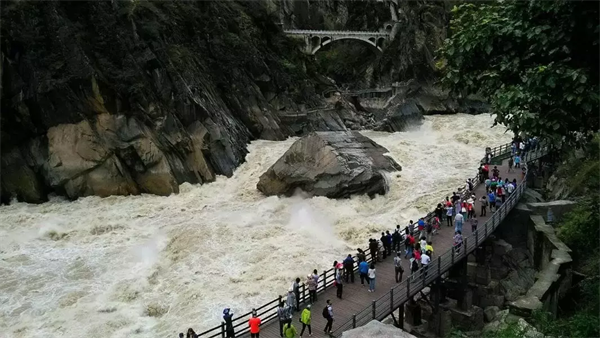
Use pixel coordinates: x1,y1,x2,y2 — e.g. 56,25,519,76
508,156,514,172
306,274,317,304
404,232,415,258
454,211,464,233
323,300,334,334
248,309,261,338
425,241,434,257
408,220,415,235
451,192,460,204
471,214,479,232
368,263,376,292
435,203,444,222
332,260,343,279
445,203,454,227
514,154,521,168
461,200,468,221
299,305,312,337
394,252,404,283
432,216,441,235
419,236,427,254
343,254,355,283
179,333,184,338
358,258,369,285
286,288,297,312
488,191,496,212
368,239,378,263
376,238,384,262
409,253,419,280
421,250,431,279
479,195,488,216
467,178,474,191
492,166,500,178
223,308,235,338
292,278,301,311
385,230,393,256
417,218,426,233
426,220,433,242
357,248,366,263
186,328,198,338
454,231,463,254
380,232,389,258
335,269,343,299
278,302,290,337
282,321,297,338
392,227,402,252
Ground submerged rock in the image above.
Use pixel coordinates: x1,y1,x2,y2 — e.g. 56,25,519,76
257,131,401,198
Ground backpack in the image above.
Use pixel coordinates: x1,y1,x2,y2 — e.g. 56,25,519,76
322,306,329,318
411,259,419,271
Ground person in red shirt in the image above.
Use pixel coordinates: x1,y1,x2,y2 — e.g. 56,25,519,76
248,310,261,338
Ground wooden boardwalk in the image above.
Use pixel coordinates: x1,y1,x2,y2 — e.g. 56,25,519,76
235,158,525,338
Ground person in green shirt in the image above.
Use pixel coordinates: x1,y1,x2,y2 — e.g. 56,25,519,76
299,305,312,337
283,321,298,338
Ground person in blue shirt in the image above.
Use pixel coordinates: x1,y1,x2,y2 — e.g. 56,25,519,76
358,260,369,286
488,191,496,212
343,254,355,283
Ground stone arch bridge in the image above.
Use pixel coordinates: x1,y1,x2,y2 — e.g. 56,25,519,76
284,28,393,55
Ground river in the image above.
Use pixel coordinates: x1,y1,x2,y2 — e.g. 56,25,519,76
0,114,511,338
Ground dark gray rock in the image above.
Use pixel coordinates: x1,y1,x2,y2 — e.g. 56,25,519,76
484,306,500,322
257,131,401,198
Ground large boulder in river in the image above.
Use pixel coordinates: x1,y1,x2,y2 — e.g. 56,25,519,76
257,131,401,198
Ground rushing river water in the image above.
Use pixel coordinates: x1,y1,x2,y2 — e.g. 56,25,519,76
0,114,511,338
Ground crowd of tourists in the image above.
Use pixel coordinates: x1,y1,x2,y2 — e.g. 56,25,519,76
181,140,531,338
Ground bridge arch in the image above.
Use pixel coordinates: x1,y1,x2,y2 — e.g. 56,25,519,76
311,36,383,55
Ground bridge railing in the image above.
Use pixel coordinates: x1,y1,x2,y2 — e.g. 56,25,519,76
194,140,542,337
284,29,390,35
329,142,550,337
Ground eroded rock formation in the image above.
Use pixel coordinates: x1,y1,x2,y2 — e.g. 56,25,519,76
257,131,401,198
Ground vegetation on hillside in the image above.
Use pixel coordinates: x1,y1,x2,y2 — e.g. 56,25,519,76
438,0,599,145
439,1,599,337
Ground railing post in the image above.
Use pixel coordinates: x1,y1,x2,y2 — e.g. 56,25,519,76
323,270,327,291
372,300,377,319
451,245,455,265
464,237,468,255
302,283,306,304
407,279,411,299
390,288,394,312
221,322,225,338
475,229,478,247
438,256,441,276
353,314,357,328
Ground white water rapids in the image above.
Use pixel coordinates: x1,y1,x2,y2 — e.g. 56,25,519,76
0,114,511,338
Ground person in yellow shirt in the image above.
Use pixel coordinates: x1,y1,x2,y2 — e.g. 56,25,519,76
299,304,312,337
425,241,434,256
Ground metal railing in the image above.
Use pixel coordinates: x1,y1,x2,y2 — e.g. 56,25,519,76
284,29,390,36
194,141,548,337
328,142,550,337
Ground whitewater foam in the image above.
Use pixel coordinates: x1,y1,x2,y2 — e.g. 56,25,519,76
0,114,511,338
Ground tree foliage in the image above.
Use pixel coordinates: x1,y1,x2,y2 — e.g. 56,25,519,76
438,1,599,145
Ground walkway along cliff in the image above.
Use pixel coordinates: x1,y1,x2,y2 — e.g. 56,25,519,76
189,142,551,337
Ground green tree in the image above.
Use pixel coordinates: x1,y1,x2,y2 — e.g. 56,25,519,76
438,0,599,145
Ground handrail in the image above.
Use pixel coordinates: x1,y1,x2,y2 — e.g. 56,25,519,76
194,140,545,337
328,142,550,337
284,29,390,36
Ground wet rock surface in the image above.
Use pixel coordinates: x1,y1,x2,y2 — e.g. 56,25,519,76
257,131,401,198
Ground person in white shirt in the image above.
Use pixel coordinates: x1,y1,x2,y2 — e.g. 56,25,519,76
421,251,431,266
454,212,464,233
368,264,376,292
393,253,404,283
420,237,427,254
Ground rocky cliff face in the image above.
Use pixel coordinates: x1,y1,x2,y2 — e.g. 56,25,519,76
0,1,374,203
